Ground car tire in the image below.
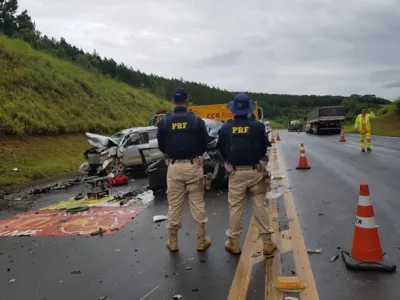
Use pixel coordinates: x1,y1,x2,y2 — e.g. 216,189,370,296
106,158,126,175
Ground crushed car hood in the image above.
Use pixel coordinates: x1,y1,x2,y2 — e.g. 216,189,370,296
85,133,118,149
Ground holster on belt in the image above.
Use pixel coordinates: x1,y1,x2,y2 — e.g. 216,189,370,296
259,160,271,187
223,162,234,174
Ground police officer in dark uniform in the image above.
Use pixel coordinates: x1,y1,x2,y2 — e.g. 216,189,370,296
217,93,276,256
157,88,212,252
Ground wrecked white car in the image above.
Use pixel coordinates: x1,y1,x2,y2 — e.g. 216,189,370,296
79,126,164,175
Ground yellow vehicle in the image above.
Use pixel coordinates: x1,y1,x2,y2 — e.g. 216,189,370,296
148,102,264,127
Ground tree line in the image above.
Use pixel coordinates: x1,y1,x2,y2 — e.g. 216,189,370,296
0,0,392,124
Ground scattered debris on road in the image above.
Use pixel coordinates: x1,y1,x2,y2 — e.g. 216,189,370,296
173,295,183,299
192,288,199,292
71,270,81,275
307,248,322,254
91,228,106,236
153,215,168,223
99,295,108,300
185,267,193,270
9,279,16,283
330,255,339,262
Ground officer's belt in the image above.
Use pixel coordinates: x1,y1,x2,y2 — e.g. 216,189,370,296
233,164,258,171
168,157,200,164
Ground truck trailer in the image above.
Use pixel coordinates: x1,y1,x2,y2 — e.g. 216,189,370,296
306,106,345,135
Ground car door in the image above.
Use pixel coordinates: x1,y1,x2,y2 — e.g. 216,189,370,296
121,132,145,167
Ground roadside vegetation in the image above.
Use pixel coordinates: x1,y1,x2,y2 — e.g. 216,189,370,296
343,99,400,137
0,0,398,188
0,135,87,187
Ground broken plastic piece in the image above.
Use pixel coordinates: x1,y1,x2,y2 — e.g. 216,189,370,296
307,248,322,254
153,215,168,223
273,276,306,292
137,190,155,205
330,255,339,262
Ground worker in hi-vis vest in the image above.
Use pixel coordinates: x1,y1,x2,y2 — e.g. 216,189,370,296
354,108,375,152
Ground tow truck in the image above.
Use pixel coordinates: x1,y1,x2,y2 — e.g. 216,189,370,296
149,102,264,127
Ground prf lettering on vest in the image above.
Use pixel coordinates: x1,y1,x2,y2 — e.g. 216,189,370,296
172,122,188,130
232,126,249,134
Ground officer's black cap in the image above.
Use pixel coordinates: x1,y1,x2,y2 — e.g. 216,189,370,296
173,88,189,103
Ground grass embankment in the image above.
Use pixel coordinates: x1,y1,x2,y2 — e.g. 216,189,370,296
0,135,86,187
343,114,400,137
270,120,286,129
0,35,173,188
0,35,173,135
343,100,400,137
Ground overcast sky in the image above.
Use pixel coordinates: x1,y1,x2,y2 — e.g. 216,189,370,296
19,0,400,100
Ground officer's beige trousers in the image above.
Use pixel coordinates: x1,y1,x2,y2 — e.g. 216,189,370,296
226,168,271,240
166,162,208,235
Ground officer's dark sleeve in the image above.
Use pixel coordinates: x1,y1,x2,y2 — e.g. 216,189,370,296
198,118,209,154
157,118,166,154
258,123,267,155
217,125,227,160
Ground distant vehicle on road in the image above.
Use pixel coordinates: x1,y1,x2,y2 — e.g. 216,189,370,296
288,120,302,132
306,106,345,135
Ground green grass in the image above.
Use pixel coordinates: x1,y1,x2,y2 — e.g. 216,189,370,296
0,35,173,136
343,113,400,137
0,134,87,187
269,120,286,129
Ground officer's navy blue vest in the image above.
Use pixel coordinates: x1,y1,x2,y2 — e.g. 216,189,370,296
163,110,200,159
226,118,261,166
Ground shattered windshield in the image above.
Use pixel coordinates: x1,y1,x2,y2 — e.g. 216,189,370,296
110,131,126,144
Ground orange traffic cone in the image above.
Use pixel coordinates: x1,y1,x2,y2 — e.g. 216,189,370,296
339,131,346,142
271,133,276,144
276,132,281,141
342,184,396,272
296,143,311,169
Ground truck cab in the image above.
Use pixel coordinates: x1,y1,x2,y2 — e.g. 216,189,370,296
288,120,302,132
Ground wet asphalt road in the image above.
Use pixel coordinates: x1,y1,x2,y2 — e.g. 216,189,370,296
0,180,253,300
277,131,400,300
1,131,400,300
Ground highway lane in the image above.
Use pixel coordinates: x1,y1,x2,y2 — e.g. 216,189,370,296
0,179,254,300
277,131,400,300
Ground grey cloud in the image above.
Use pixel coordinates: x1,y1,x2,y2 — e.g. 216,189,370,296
18,0,400,100
382,82,400,89
201,50,242,66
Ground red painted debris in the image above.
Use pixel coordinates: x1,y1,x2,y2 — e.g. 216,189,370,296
0,206,144,237
107,175,129,186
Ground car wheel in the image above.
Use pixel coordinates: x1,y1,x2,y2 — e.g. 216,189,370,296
106,159,126,175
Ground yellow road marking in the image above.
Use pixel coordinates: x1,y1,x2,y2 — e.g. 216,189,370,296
228,140,319,300
227,216,263,300
275,141,320,300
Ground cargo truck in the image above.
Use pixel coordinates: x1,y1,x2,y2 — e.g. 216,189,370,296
306,106,345,135
288,120,302,132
